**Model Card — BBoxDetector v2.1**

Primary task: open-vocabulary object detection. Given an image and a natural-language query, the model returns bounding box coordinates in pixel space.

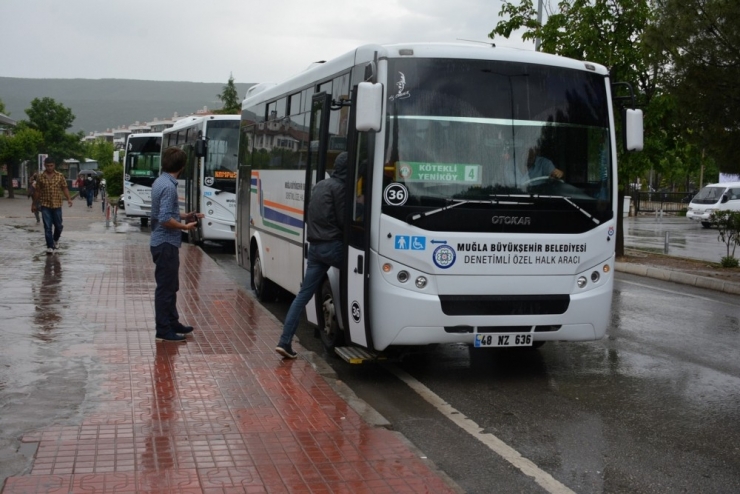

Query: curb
[615,262,740,295]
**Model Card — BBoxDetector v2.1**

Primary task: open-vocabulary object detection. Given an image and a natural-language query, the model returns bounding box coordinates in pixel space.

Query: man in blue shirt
[150,147,203,342]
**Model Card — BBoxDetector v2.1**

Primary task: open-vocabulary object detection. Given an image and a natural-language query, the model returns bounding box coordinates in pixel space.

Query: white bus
[162,114,240,243]
[236,43,643,358]
[123,132,162,226]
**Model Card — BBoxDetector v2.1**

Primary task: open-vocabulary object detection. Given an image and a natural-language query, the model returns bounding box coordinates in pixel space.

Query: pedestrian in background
[84,176,94,209]
[28,172,40,223]
[149,147,203,343]
[275,152,347,359]
[32,157,73,254]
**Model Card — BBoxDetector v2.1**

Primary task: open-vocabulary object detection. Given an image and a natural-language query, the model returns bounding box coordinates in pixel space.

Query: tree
[645,0,740,174]
[0,98,7,115]
[83,140,115,169]
[102,162,123,198]
[491,0,656,256]
[24,97,84,161]
[711,210,740,267]
[215,74,241,114]
[0,127,43,199]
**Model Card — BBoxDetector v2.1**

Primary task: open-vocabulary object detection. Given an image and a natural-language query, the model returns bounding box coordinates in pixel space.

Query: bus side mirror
[195,139,207,158]
[356,82,383,132]
[624,109,643,151]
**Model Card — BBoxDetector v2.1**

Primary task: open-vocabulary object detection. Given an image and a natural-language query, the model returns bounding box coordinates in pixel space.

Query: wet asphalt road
[624,213,730,262]
[1,202,739,493]
[204,217,740,493]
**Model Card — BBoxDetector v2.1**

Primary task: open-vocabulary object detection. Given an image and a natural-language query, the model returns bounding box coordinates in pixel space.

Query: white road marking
[386,364,575,494]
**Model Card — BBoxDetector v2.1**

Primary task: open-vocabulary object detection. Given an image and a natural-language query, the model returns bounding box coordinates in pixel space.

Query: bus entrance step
[334,346,386,364]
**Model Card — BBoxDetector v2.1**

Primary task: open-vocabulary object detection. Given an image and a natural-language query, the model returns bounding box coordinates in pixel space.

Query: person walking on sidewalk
[276,152,348,359]
[84,176,95,209]
[150,147,203,343]
[28,172,41,223]
[32,157,73,254]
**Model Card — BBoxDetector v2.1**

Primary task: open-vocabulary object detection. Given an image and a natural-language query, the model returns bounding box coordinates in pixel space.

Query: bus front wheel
[317,278,343,350]
[252,250,277,302]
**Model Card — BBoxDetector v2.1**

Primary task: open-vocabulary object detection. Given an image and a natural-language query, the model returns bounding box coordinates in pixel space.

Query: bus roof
[242,42,609,109]
[166,114,240,133]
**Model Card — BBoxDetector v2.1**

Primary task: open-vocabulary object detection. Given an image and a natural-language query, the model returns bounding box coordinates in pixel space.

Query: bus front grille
[439,295,570,316]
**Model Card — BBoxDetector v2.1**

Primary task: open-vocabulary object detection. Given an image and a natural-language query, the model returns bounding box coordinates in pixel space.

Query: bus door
[303,93,332,326]
[189,136,206,244]
[341,90,373,349]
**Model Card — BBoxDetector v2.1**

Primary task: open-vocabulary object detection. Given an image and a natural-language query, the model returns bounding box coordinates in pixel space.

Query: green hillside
[0,77,256,134]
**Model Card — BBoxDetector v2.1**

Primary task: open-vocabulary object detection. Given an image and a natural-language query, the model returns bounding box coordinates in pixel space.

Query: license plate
[474,333,533,347]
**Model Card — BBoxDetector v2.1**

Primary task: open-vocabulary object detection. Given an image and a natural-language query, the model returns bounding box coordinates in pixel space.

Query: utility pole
[535,0,544,51]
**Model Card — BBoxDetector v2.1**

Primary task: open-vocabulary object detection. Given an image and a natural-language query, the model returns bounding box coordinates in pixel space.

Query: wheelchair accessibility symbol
[395,236,426,250]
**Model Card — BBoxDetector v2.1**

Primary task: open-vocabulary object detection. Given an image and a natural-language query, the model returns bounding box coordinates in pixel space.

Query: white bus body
[123,132,162,226]
[236,43,642,352]
[162,115,240,243]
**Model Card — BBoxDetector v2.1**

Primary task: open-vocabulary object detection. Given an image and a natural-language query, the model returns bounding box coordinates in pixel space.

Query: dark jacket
[306,152,347,243]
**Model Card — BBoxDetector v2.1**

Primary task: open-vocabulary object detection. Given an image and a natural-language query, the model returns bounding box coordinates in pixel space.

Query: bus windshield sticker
[396,161,481,184]
[389,72,410,102]
[383,183,409,206]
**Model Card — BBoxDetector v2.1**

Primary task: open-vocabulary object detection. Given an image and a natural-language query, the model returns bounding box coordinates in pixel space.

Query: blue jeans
[279,240,343,346]
[151,243,181,335]
[40,207,63,249]
[86,189,94,207]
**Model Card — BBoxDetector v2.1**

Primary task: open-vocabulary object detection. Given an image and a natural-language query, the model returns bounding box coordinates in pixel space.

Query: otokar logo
[492,215,531,226]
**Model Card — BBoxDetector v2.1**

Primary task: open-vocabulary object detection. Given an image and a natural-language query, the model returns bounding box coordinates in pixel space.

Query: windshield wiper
[409,197,532,223]
[524,194,600,225]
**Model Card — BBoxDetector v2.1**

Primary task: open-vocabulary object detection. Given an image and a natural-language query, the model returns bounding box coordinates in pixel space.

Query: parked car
[686,181,740,227]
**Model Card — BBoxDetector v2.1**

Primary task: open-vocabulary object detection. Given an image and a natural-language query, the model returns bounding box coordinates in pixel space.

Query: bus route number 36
[474,333,533,347]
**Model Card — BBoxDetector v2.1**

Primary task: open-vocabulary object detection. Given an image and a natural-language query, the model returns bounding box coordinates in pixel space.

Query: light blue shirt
[503,156,556,188]
[150,173,182,247]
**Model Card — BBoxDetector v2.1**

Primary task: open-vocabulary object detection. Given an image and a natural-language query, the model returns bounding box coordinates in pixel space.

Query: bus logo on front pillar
[432,245,456,269]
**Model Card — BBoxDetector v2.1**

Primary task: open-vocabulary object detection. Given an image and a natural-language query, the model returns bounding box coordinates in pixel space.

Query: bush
[0,185,4,197]
[720,256,739,268]
[710,210,740,266]
[102,163,123,198]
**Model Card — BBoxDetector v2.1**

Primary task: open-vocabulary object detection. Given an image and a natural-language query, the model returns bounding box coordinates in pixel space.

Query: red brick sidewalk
[2,243,458,493]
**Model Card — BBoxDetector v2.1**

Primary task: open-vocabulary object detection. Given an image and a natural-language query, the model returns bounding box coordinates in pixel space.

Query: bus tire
[140,217,149,227]
[252,250,277,302]
[701,221,712,228]
[317,278,344,350]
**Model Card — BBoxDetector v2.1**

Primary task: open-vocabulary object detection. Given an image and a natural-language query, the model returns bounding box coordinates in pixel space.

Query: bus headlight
[415,276,428,289]
[577,276,587,288]
[397,271,409,283]
[207,201,213,207]
[591,271,600,283]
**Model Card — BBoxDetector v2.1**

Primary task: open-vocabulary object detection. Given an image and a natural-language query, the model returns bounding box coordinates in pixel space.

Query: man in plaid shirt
[32,157,73,254]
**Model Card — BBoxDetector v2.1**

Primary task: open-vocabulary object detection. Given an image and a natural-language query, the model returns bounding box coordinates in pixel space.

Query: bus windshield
[206,120,240,193]
[125,135,162,186]
[383,58,612,232]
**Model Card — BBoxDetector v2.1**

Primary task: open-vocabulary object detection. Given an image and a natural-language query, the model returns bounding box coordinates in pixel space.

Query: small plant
[720,256,739,268]
[710,210,740,267]
[0,185,4,197]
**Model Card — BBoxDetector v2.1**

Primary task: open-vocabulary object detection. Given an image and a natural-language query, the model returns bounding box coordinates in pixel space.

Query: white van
[686,181,740,227]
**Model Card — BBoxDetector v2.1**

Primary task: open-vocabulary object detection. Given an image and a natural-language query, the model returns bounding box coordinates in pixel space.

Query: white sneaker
[53,241,59,249]
[46,248,54,254]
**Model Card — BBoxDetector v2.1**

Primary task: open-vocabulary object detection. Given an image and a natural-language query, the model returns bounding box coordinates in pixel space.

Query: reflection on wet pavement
[32,256,63,341]
[0,217,456,493]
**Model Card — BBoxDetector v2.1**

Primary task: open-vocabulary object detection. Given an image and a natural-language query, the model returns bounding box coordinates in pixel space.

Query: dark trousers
[40,207,63,248]
[151,243,181,335]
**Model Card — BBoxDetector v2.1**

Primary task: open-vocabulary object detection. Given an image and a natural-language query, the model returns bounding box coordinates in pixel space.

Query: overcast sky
[0,0,531,84]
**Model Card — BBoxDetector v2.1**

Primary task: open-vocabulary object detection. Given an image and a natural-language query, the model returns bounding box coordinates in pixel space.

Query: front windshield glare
[383,59,612,211]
